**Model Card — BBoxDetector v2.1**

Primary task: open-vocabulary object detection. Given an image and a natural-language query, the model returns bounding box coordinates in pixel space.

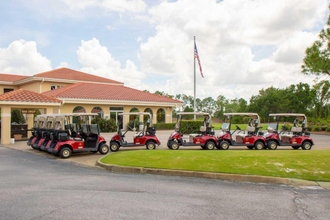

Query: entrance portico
[0,89,61,145]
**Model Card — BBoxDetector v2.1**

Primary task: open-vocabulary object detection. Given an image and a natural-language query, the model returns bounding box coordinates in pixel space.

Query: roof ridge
[34,67,123,84]
[40,82,182,104]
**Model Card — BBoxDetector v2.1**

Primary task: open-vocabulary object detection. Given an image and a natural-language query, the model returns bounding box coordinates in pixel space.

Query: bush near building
[92,118,117,132]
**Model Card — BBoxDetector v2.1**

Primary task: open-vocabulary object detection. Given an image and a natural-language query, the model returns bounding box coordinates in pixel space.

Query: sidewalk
[2,136,330,190]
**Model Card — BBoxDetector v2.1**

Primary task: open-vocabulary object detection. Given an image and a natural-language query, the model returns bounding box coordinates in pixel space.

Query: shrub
[154,123,176,130]
[154,120,204,134]
[312,126,321,132]
[92,118,117,132]
[11,109,25,124]
[326,127,330,132]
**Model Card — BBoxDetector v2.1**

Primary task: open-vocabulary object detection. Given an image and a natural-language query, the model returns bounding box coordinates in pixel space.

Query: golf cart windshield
[267,123,277,132]
[221,123,230,131]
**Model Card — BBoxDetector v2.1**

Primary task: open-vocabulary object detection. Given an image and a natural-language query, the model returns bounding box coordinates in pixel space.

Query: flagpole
[193,36,196,120]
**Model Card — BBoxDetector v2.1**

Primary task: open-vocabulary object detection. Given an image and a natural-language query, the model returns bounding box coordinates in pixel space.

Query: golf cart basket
[146,118,156,136]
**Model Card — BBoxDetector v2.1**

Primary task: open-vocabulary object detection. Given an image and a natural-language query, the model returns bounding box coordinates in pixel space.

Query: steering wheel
[236,125,241,130]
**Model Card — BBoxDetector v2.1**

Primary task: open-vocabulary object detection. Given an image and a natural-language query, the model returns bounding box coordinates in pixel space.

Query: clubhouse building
[0,67,182,144]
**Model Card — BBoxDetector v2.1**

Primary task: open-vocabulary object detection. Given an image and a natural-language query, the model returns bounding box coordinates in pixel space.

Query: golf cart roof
[269,113,306,117]
[177,112,210,116]
[224,112,260,117]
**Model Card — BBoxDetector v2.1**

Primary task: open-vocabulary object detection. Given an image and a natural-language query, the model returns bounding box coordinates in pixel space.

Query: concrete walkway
[2,130,330,190]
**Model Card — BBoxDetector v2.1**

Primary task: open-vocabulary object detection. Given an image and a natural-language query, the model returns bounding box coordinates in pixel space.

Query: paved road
[1,146,330,220]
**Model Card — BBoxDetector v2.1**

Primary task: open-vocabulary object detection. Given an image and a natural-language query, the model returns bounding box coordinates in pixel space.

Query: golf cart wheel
[254,141,265,150]
[167,141,173,149]
[219,141,230,150]
[301,141,312,150]
[170,141,180,150]
[99,143,109,154]
[110,142,120,152]
[59,147,72,159]
[291,146,300,150]
[205,141,215,150]
[247,146,254,150]
[167,141,172,149]
[267,140,278,150]
[146,141,156,150]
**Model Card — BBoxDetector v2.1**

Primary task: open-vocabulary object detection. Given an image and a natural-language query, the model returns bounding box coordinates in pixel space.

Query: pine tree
[302,5,330,76]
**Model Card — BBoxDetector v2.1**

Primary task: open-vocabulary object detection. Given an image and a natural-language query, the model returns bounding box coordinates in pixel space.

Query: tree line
[154,80,330,123]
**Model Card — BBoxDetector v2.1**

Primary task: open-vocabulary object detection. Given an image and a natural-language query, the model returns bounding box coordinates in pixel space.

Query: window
[4,88,14,93]
[51,86,56,90]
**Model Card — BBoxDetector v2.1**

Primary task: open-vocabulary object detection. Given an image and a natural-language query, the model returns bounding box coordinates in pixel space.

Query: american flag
[194,41,204,78]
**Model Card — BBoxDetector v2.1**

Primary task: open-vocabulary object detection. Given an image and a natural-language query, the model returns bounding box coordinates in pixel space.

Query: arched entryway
[156,108,165,123]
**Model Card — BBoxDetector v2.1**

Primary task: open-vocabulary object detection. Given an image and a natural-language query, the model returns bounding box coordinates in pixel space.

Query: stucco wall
[0,85,19,95]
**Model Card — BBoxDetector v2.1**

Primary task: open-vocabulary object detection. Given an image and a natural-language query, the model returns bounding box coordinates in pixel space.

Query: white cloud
[101,0,147,13]
[137,0,328,100]
[77,38,147,88]
[0,40,52,75]
[272,32,318,64]
[0,0,328,102]
[60,0,98,9]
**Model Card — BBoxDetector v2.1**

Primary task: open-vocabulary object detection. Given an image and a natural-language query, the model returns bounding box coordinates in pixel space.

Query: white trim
[1,113,11,117]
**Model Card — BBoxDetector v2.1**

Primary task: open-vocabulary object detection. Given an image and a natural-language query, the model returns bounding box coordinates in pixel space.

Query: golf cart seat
[133,131,144,137]
[281,126,302,138]
[146,126,156,136]
[236,126,255,138]
[200,126,206,133]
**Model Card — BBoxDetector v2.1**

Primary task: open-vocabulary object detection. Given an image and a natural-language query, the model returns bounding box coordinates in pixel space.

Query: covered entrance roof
[0,89,61,145]
[0,89,62,104]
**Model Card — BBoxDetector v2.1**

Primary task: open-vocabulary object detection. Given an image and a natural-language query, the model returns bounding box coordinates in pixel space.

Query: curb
[96,159,326,189]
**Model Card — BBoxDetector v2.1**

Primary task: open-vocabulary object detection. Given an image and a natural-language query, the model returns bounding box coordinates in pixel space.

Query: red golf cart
[217,113,266,150]
[37,114,56,151]
[264,113,313,150]
[167,112,217,150]
[109,112,160,152]
[27,114,42,147]
[47,113,109,158]
[30,114,47,149]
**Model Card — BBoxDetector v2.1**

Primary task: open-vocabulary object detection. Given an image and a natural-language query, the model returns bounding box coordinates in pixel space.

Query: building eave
[0,101,62,106]
[58,98,182,107]
[13,77,124,86]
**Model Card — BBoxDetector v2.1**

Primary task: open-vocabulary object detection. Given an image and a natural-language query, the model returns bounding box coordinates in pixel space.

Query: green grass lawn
[101,150,330,181]
[212,123,285,130]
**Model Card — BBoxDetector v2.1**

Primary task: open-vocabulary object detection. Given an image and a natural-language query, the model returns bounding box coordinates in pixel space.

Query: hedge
[154,120,204,134]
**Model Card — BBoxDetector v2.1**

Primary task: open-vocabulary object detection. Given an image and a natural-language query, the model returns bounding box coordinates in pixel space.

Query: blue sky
[0,0,329,101]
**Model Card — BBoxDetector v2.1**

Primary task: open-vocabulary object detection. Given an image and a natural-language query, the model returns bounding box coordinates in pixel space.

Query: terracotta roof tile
[0,73,29,82]
[42,82,182,104]
[0,89,61,103]
[34,67,123,84]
